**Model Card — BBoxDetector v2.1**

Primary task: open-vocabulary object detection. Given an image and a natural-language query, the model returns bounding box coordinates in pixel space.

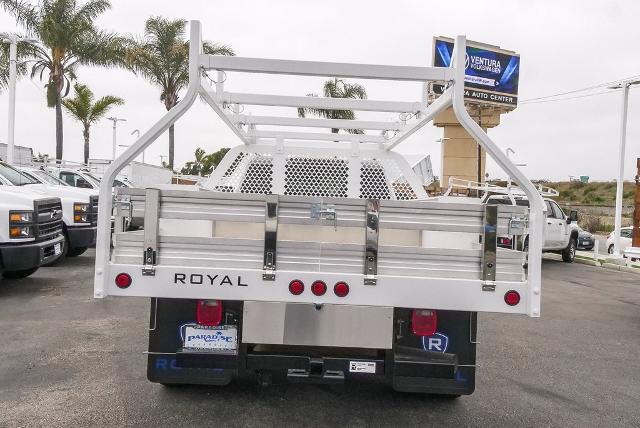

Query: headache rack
[94,21,545,317]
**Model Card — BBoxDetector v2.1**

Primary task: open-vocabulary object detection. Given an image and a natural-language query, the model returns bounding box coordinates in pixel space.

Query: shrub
[560,190,575,200]
[581,215,602,233]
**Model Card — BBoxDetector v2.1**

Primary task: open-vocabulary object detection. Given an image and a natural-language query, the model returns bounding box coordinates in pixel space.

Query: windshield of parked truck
[28,169,69,186]
[0,162,39,185]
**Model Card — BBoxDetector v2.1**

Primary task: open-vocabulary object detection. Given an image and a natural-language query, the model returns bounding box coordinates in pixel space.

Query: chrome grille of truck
[33,198,63,242]
[89,195,99,226]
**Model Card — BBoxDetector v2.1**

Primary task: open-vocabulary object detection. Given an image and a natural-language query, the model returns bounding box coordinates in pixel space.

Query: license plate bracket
[181,324,238,351]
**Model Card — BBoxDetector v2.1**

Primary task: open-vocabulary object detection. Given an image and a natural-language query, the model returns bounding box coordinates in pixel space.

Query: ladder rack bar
[384,87,453,150]
[233,114,405,131]
[221,91,422,113]
[201,54,454,82]
[199,82,251,144]
[248,129,387,143]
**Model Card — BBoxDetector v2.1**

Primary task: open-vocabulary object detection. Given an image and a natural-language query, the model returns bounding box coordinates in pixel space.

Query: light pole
[107,117,126,161]
[2,34,37,165]
[609,80,640,256]
[131,129,144,163]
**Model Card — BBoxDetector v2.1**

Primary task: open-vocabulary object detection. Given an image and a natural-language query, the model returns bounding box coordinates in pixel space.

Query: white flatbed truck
[94,22,545,396]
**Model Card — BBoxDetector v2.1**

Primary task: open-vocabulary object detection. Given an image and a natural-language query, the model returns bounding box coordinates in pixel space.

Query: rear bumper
[146,299,477,395]
[66,226,97,249]
[148,348,475,394]
[0,234,64,272]
[577,239,594,250]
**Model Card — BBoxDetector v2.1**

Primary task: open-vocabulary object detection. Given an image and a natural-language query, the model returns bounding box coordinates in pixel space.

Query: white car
[606,227,633,256]
[0,162,98,260]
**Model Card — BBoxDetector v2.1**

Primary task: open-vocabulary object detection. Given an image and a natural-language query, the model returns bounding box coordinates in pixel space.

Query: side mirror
[568,210,578,224]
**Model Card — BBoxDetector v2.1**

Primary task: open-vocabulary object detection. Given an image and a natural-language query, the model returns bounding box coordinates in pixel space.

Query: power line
[519,74,640,103]
[520,90,614,105]
[520,82,640,105]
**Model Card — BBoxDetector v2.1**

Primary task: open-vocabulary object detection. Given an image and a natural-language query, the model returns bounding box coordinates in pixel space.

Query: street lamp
[107,117,126,161]
[131,129,144,163]
[2,34,37,165]
[608,79,640,256]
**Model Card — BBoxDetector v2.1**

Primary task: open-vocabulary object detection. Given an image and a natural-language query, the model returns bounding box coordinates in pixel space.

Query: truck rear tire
[562,238,576,263]
[2,267,39,279]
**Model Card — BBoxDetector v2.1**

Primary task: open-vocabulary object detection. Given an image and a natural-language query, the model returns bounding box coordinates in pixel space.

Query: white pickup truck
[16,166,99,258]
[488,195,579,264]
[0,185,64,278]
[93,22,546,397]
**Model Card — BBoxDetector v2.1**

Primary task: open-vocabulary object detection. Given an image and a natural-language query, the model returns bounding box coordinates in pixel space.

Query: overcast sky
[1,0,640,181]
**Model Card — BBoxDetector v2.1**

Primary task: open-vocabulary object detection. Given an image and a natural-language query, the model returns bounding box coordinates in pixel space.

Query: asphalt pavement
[0,251,639,427]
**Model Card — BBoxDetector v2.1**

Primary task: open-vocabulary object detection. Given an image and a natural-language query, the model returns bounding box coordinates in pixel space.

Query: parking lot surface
[1,251,639,427]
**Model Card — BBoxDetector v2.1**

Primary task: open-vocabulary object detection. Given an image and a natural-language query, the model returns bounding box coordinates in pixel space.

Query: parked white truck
[0,185,64,278]
[15,165,99,258]
[93,22,545,397]
[444,179,580,264]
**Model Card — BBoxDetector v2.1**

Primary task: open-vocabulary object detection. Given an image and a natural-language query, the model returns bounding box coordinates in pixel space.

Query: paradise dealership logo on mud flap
[465,53,501,74]
[187,331,233,343]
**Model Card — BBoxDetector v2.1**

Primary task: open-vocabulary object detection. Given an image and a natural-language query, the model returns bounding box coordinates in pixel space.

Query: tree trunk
[55,93,63,160]
[83,126,90,165]
[168,125,175,170]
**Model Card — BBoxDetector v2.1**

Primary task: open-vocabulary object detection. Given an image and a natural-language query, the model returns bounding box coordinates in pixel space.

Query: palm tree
[1,0,127,160]
[127,17,235,169]
[298,78,367,134]
[62,83,123,164]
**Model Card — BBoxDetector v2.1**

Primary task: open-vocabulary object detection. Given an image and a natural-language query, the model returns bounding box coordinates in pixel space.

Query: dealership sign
[433,37,520,108]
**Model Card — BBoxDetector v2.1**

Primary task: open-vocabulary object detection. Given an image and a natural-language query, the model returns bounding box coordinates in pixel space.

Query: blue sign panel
[433,38,520,107]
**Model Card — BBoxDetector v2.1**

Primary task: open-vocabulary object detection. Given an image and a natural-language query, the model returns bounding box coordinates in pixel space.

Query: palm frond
[203,41,235,56]
[89,94,124,122]
[127,16,235,109]
[76,0,111,22]
[0,0,40,36]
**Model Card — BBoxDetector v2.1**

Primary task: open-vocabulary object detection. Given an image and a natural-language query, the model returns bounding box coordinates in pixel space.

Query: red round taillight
[311,280,327,296]
[334,281,349,297]
[115,273,132,289]
[504,290,520,306]
[289,280,304,295]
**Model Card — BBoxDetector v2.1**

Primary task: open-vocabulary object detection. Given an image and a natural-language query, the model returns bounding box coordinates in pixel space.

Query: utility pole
[2,34,37,165]
[107,117,126,161]
[633,158,640,248]
[608,80,640,256]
